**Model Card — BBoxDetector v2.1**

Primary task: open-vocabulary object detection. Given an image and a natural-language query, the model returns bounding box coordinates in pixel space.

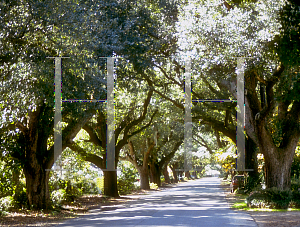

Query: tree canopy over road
[0,0,299,211]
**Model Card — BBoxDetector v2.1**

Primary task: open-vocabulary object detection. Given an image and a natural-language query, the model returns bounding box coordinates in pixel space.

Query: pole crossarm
[192,99,237,102]
[62,99,106,102]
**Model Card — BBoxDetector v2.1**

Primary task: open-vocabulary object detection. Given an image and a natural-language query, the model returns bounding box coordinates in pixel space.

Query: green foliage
[291,177,300,192]
[0,196,14,213]
[118,163,139,195]
[244,175,262,193]
[13,187,28,209]
[65,181,83,202]
[266,188,292,209]
[291,177,300,191]
[292,152,300,179]
[150,183,159,190]
[49,148,101,200]
[51,189,66,207]
[49,176,97,203]
[247,188,292,209]
[96,177,104,194]
[275,0,300,67]
[291,190,300,208]
[0,164,13,197]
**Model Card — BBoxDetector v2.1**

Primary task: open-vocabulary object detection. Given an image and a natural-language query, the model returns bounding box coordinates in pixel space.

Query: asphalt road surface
[55,177,257,227]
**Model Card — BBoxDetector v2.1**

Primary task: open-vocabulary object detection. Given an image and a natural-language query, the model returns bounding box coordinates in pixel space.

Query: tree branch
[68,142,105,169]
[83,124,102,147]
[193,134,214,154]
[259,63,285,121]
[151,87,184,110]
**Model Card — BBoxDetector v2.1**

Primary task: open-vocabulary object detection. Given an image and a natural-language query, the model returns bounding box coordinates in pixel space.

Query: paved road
[55,177,257,227]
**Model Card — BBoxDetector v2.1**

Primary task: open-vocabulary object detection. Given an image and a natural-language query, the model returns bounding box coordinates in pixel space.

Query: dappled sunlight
[56,178,256,226]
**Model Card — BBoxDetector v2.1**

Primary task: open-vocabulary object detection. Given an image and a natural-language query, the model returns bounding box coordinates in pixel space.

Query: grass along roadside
[224,184,300,212]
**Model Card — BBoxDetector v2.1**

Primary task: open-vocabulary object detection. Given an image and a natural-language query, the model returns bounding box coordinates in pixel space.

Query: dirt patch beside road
[250,212,300,227]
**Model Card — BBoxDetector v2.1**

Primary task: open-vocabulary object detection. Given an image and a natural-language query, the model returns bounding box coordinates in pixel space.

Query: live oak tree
[148,111,184,186]
[120,137,155,190]
[244,0,300,188]
[1,0,180,208]
[68,85,158,196]
[120,103,184,188]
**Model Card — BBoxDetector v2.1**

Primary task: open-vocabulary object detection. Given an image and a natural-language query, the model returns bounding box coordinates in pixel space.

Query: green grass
[232,197,300,212]
[244,207,300,212]
[232,202,247,209]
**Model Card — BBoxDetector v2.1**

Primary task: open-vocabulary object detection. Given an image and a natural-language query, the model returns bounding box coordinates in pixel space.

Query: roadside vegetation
[224,146,300,211]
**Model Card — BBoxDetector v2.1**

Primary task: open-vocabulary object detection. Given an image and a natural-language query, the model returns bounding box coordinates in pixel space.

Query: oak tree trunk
[104,171,119,197]
[149,162,161,186]
[22,110,52,210]
[193,171,198,179]
[255,119,298,190]
[185,171,191,179]
[170,164,178,183]
[163,165,170,184]
[263,148,295,190]
[138,168,150,190]
[24,166,50,209]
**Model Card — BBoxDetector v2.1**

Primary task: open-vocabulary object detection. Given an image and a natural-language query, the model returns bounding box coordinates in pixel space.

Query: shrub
[291,190,300,208]
[13,187,28,209]
[96,177,104,194]
[118,165,137,195]
[150,183,158,190]
[244,175,261,193]
[247,190,270,208]
[266,187,292,209]
[291,177,300,192]
[246,188,292,209]
[51,189,66,206]
[0,196,14,212]
[65,181,82,202]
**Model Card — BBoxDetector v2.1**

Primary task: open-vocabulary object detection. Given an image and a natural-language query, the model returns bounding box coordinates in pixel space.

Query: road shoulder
[221,180,300,227]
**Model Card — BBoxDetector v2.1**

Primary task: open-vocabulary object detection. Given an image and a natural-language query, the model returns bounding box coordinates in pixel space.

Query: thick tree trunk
[263,148,295,190]
[163,165,170,184]
[185,171,191,179]
[149,162,161,186]
[170,164,178,183]
[255,119,298,190]
[24,166,50,209]
[138,168,150,190]
[22,110,52,210]
[244,66,300,190]
[104,171,119,197]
